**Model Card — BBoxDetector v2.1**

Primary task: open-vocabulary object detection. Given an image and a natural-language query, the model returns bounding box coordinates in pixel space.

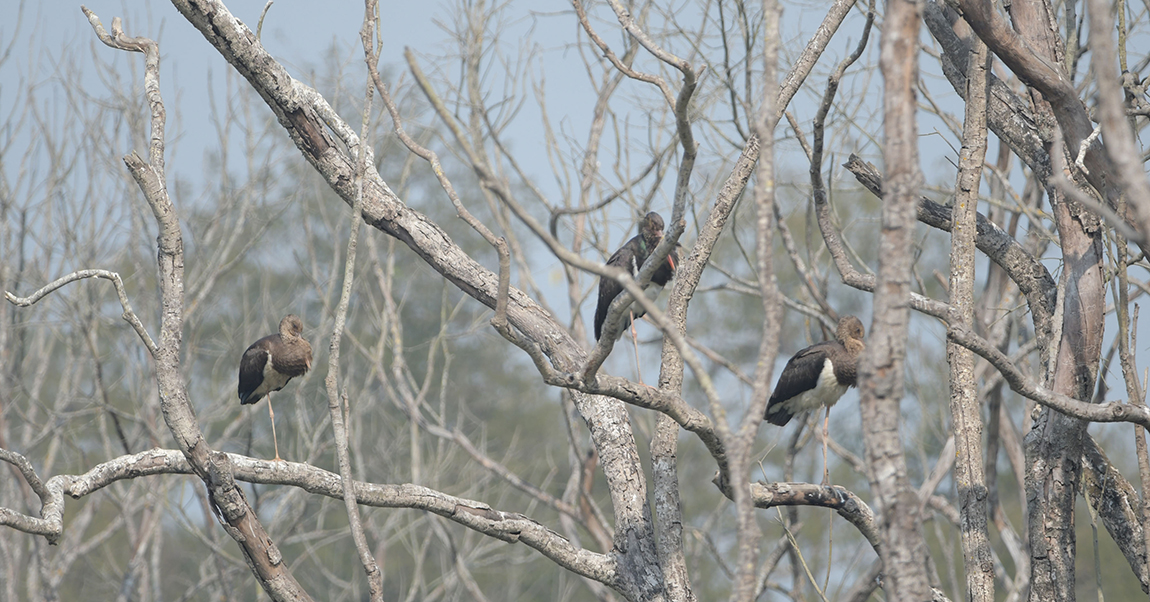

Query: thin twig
[256,1,273,41]
[318,2,385,598]
[4,269,156,356]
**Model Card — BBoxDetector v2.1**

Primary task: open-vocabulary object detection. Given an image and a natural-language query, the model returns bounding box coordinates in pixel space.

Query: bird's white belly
[630,283,665,315]
[609,283,666,340]
[789,359,848,413]
[253,357,292,398]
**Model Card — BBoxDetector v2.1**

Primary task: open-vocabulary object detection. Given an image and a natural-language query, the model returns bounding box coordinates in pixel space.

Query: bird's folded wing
[238,346,270,403]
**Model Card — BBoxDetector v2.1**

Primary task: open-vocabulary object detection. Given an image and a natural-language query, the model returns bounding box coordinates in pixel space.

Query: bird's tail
[764,405,792,426]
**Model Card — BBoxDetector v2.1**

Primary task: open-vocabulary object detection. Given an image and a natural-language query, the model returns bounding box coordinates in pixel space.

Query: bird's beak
[668,255,676,270]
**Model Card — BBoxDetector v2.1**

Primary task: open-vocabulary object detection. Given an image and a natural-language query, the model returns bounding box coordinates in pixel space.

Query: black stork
[765,315,864,482]
[593,212,678,343]
[238,314,312,461]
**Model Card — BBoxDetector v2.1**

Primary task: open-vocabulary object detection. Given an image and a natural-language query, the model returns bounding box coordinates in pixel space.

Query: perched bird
[765,315,864,484]
[594,211,678,342]
[238,314,312,461]
[765,315,865,426]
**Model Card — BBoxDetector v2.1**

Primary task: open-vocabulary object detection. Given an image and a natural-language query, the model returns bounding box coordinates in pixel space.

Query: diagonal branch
[948,325,1150,428]
[843,154,1056,346]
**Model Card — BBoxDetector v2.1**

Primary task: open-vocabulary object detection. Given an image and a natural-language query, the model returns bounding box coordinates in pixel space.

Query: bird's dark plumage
[765,315,865,426]
[238,314,312,405]
[594,212,678,341]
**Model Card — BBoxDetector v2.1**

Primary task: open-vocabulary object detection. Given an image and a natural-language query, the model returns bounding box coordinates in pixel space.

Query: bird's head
[836,315,865,352]
[280,314,305,339]
[639,211,665,248]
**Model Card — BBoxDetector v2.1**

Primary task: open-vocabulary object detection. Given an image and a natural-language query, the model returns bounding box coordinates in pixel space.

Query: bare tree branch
[0,447,621,584]
[4,269,157,357]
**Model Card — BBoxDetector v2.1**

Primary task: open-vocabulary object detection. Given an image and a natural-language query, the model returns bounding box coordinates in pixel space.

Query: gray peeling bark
[947,34,994,602]
[1001,2,1105,600]
[727,0,783,598]
[1027,217,1104,602]
[1081,437,1150,591]
[166,0,665,599]
[858,0,932,599]
[649,414,694,602]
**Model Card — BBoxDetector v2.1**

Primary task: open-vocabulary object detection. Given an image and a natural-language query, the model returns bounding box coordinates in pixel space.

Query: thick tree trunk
[1003,2,1105,601]
[857,0,932,599]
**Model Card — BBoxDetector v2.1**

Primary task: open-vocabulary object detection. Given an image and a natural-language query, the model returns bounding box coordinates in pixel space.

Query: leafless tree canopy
[3,0,1150,600]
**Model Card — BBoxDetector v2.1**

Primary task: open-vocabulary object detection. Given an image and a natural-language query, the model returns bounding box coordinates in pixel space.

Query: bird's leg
[821,405,831,486]
[268,395,283,462]
[629,310,645,386]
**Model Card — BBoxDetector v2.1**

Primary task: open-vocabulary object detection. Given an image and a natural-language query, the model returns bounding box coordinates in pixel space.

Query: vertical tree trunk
[1005,2,1106,600]
[858,0,932,599]
[948,32,995,602]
